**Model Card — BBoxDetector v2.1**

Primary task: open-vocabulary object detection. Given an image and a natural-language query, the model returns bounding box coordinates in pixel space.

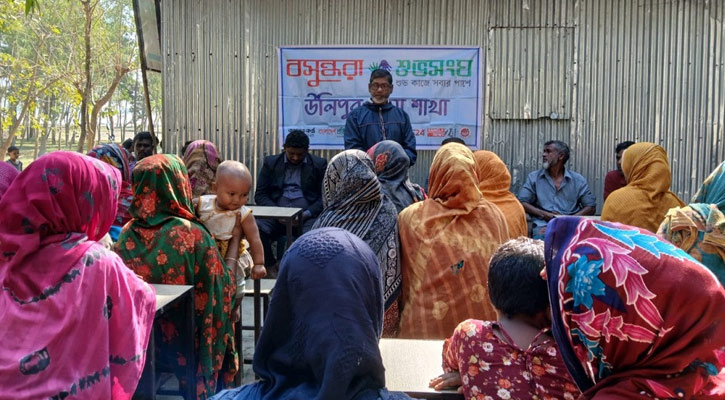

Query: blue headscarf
[211,227,414,400]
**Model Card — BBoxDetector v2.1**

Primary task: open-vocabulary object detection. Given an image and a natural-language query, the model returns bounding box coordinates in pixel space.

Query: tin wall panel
[162,0,725,210]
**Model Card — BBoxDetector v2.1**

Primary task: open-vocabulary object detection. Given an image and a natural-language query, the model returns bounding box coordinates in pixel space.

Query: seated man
[603,140,635,201]
[254,130,327,273]
[132,131,158,161]
[518,140,596,239]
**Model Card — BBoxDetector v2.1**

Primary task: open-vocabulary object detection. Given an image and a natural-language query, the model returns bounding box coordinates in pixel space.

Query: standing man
[518,140,596,239]
[255,130,327,274]
[132,131,157,161]
[603,140,635,201]
[344,69,417,165]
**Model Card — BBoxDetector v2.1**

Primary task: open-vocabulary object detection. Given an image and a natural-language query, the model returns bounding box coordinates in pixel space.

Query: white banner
[278,46,482,149]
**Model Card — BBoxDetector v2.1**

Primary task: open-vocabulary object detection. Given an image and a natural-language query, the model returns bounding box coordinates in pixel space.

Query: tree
[6,0,151,159]
[0,1,71,156]
[72,0,136,152]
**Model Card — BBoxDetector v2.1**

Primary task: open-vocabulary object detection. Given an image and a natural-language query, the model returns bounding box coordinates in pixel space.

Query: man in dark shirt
[132,131,157,161]
[603,141,635,201]
[344,69,417,165]
[255,130,327,271]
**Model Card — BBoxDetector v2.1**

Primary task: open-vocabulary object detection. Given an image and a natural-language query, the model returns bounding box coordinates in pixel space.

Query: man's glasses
[369,83,392,91]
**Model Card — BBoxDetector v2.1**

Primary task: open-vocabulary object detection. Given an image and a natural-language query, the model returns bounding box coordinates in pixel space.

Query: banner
[132,0,162,72]
[278,46,482,149]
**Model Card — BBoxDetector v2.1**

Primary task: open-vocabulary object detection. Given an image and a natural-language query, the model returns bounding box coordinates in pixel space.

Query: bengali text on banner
[278,46,483,149]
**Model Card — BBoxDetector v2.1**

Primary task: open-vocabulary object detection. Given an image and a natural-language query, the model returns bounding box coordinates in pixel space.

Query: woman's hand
[429,371,463,391]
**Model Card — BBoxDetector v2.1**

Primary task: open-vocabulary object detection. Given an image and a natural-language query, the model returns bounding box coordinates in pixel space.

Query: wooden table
[248,205,303,243]
[135,284,195,400]
[379,339,463,400]
[247,205,302,343]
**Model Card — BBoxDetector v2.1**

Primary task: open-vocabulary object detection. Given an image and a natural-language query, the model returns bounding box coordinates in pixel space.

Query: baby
[197,160,266,313]
[430,237,580,399]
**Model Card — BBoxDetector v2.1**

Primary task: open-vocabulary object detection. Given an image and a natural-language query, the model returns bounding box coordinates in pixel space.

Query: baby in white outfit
[197,160,266,306]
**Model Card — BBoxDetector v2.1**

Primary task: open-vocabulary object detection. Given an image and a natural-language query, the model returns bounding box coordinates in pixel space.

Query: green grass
[6,127,134,168]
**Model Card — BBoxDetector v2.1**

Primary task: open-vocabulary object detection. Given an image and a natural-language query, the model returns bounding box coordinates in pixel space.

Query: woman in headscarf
[544,216,725,398]
[115,154,236,399]
[366,140,425,213]
[601,142,685,232]
[397,143,509,339]
[312,150,401,336]
[0,161,19,201]
[184,139,222,198]
[473,150,527,238]
[87,143,134,229]
[658,160,725,284]
[210,227,415,400]
[0,152,156,399]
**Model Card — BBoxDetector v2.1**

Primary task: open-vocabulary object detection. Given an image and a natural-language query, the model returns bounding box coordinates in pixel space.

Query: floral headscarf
[183,140,221,198]
[545,217,725,398]
[658,161,725,284]
[116,154,236,398]
[0,151,155,399]
[366,140,425,213]
[87,143,134,225]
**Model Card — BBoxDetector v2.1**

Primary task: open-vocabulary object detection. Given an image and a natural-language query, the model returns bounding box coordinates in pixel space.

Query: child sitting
[197,160,266,319]
[429,237,580,400]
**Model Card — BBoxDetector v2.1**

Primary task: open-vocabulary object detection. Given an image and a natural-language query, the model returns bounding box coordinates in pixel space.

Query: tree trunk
[120,101,127,142]
[108,113,114,142]
[77,0,94,153]
[33,115,41,160]
[64,121,71,147]
[0,67,47,156]
[87,65,129,150]
[38,97,51,157]
[64,106,72,147]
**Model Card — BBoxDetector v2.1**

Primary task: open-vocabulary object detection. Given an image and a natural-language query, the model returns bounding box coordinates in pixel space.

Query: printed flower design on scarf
[549,218,725,392]
[115,154,236,399]
[565,255,605,309]
[375,152,389,173]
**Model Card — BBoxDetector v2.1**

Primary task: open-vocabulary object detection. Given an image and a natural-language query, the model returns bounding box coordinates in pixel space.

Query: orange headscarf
[601,142,685,232]
[473,150,527,238]
[397,144,509,339]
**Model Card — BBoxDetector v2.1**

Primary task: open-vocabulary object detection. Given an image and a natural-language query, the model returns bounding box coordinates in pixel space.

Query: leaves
[2,0,153,158]
[25,0,39,15]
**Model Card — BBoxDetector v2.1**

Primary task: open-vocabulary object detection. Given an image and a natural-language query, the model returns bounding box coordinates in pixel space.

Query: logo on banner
[460,127,471,138]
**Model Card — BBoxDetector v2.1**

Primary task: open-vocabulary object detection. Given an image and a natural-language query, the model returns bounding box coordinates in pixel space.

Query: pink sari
[0,161,19,200]
[0,151,156,399]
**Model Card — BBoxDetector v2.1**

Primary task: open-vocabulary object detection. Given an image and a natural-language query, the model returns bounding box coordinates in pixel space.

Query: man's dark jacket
[344,101,417,165]
[254,152,327,217]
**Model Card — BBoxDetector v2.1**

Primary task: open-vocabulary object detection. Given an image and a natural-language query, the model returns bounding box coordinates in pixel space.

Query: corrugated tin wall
[162,0,724,210]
